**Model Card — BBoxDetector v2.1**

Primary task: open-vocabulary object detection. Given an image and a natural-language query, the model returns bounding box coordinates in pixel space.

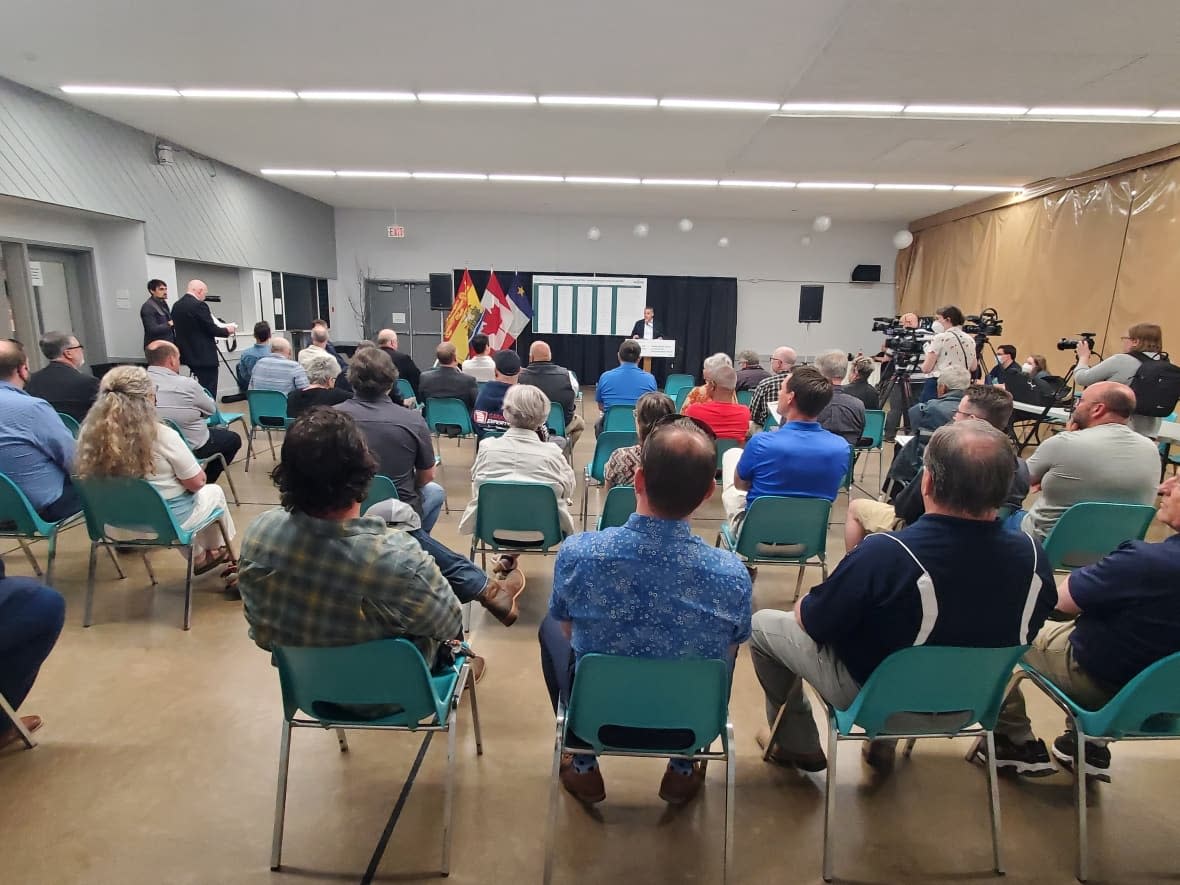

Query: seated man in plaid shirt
[238,408,524,679]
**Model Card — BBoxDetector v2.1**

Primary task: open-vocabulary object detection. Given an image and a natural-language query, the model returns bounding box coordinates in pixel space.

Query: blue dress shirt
[0,381,76,510]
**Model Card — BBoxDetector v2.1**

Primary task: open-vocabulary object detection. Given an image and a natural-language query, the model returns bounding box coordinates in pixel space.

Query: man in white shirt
[630,307,663,340]
[462,334,496,383]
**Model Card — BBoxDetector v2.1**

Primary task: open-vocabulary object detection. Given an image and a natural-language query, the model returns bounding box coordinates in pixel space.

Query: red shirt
[684,400,751,441]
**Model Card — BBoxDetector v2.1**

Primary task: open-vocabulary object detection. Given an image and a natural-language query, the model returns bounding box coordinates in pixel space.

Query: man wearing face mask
[24,330,99,422]
[919,306,978,403]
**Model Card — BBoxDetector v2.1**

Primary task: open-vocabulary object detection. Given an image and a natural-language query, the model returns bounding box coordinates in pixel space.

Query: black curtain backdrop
[452,269,737,386]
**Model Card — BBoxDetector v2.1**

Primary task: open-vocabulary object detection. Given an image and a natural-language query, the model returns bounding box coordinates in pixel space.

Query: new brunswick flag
[443,269,482,361]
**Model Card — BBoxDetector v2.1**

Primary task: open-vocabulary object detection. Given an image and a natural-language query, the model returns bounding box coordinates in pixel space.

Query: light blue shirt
[0,381,76,510]
[248,355,309,394]
[595,362,657,408]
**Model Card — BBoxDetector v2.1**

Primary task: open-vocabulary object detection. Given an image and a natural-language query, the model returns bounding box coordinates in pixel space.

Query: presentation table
[637,338,676,375]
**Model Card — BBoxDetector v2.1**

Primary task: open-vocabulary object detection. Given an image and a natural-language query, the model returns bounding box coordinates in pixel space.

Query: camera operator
[919,305,978,403]
[1074,323,1167,438]
[879,312,930,442]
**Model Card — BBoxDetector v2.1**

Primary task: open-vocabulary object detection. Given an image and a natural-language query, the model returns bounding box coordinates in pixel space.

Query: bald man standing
[171,279,237,398]
[520,340,583,456]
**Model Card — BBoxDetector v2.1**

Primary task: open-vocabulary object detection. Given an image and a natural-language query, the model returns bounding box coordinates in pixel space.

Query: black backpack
[1129,352,1180,417]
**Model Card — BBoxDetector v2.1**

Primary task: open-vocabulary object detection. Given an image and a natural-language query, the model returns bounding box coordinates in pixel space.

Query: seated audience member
[376,329,422,399]
[0,340,81,521]
[1021,381,1159,541]
[735,349,771,392]
[986,473,1180,776]
[298,319,346,373]
[235,322,272,391]
[248,336,309,394]
[988,344,1026,389]
[684,364,751,441]
[907,364,971,434]
[748,346,797,429]
[25,330,99,422]
[751,422,1057,771]
[604,391,675,490]
[1074,322,1165,437]
[540,417,752,804]
[462,334,496,383]
[76,366,238,590]
[722,367,849,527]
[473,350,523,438]
[0,557,65,750]
[287,353,351,417]
[238,411,524,680]
[815,350,867,445]
[594,340,657,435]
[419,341,479,416]
[847,386,1027,549]
[844,356,880,410]
[683,353,737,411]
[335,347,446,533]
[519,341,584,455]
[146,341,241,483]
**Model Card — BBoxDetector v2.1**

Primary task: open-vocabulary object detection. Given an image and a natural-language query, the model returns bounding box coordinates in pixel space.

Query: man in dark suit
[630,306,663,341]
[24,330,99,422]
[519,340,583,456]
[419,341,478,410]
[140,279,175,347]
[171,279,236,398]
[376,328,421,399]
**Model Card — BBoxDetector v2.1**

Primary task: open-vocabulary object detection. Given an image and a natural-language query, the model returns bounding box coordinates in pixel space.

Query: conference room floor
[2,397,1177,885]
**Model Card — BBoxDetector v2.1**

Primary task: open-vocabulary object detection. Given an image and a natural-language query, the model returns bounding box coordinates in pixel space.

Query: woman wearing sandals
[75,366,239,593]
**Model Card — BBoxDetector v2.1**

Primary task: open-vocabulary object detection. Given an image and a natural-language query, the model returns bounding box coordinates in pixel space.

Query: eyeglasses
[953,408,983,422]
[64,343,84,352]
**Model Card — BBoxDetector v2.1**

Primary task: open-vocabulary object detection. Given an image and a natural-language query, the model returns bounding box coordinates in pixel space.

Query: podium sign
[637,338,675,373]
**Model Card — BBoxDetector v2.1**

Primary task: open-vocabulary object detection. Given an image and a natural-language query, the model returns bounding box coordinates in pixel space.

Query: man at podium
[630,306,664,340]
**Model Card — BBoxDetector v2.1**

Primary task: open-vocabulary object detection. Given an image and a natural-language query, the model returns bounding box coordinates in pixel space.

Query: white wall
[333,209,898,358]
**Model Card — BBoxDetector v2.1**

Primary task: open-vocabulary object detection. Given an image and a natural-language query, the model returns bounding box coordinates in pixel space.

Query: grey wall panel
[0,77,335,277]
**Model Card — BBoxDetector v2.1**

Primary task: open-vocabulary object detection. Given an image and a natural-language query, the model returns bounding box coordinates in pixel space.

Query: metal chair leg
[142,552,158,585]
[182,545,195,631]
[45,529,58,586]
[792,566,805,603]
[441,715,458,876]
[336,729,349,752]
[764,703,787,762]
[822,717,839,882]
[244,428,256,472]
[984,731,1004,874]
[723,722,736,885]
[83,541,99,627]
[270,720,293,870]
[1075,723,1089,882]
[542,714,566,885]
[0,691,36,748]
[104,543,125,579]
[903,737,917,758]
[266,428,276,459]
[220,458,240,506]
[467,668,484,755]
[16,538,42,576]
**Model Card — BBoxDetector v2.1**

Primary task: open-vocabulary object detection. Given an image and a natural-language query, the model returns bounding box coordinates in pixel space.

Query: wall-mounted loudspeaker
[799,285,824,324]
[429,273,454,310]
[852,264,882,283]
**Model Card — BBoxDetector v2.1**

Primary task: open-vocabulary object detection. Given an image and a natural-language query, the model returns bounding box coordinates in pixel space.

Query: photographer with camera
[919,305,978,403]
[877,313,931,442]
[1072,323,1180,438]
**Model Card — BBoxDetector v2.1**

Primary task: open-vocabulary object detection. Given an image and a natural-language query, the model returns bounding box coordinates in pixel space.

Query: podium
[638,338,676,374]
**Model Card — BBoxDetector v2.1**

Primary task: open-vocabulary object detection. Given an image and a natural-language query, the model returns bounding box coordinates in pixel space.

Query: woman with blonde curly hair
[76,366,237,588]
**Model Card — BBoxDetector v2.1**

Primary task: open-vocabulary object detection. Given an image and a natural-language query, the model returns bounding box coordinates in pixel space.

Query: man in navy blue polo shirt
[721,366,850,528]
[749,421,1058,772]
[594,340,656,435]
[986,473,1180,779]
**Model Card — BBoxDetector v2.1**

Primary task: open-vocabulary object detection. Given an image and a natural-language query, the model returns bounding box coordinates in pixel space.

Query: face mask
[931,320,945,334]
[1023,362,1034,374]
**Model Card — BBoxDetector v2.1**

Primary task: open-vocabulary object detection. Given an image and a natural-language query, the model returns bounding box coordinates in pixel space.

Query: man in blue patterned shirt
[541,417,752,806]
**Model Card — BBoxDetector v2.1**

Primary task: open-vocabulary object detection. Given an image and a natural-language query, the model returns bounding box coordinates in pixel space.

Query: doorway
[1,244,100,370]
[364,279,444,365]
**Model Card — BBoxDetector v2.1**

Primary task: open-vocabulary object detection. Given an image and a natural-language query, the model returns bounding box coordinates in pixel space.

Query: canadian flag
[475,270,532,352]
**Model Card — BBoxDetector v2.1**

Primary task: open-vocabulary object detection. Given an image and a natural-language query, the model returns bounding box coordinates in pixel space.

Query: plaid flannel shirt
[749,371,792,426]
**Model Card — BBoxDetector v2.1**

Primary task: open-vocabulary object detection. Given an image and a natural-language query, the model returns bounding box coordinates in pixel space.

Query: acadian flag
[473,270,533,352]
[443,269,481,361]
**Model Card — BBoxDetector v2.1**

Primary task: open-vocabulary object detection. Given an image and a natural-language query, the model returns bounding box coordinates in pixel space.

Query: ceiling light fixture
[660,98,780,112]
[903,104,1028,116]
[61,85,179,97]
[1153,110,1180,118]
[538,95,658,107]
[417,92,536,105]
[797,181,874,190]
[410,171,489,180]
[780,101,904,114]
[1027,106,1154,118]
[875,183,954,191]
[298,91,416,102]
[565,176,642,185]
[335,170,412,178]
[641,178,719,187]
[719,179,796,189]
[261,169,336,177]
[953,185,1023,192]
[488,174,565,183]
[179,89,298,99]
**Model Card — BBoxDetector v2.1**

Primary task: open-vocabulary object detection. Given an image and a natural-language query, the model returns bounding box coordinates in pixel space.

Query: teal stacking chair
[1158,413,1179,477]
[674,386,692,412]
[74,475,235,630]
[0,690,38,749]
[270,639,482,875]
[582,431,638,529]
[736,389,753,406]
[814,645,1028,881]
[204,387,248,436]
[546,402,567,437]
[468,481,567,570]
[855,409,887,485]
[161,418,240,507]
[664,373,694,394]
[1017,652,1180,881]
[762,412,779,432]
[424,397,476,459]
[714,438,742,483]
[396,377,417,406]
[1041,502,1156,573]
[0,471,87,586]
[717,495,831,599]
[56,412,81,438]
[543,655,735,884]
[596,485,636,530]
[602,405,637,433]
[245,390,294,471]
[830,446,856,524]
[360,474,400,517]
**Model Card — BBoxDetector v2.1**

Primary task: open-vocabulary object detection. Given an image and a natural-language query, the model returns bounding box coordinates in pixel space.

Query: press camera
[964,308,1003,338]
[1057,332,1097,351]
[872,316,933,371]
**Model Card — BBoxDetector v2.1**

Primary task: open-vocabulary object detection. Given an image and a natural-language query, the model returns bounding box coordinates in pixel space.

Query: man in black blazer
[171,279,237,398]
[375,328,422,398]
[24,330,99,423]
[629,306,663,341]
[141,279,175,347]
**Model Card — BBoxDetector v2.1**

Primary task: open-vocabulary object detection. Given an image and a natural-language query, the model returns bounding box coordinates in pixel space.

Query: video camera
[872,316,933,371]
[963,307,1003,338]
[1057,332,1097,351]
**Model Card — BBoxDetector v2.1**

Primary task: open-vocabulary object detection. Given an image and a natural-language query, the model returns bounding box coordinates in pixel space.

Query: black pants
[37,480,82,523]
[189,364,220,400]
[192,428,241,483]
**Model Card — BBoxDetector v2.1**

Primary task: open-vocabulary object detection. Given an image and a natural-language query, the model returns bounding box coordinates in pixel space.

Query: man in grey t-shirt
[1022,382,1159,541]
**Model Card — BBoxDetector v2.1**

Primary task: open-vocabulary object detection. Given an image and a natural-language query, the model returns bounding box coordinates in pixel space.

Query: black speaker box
[429,273,454,310]
[799,285,824,324]
[852,264,882,283]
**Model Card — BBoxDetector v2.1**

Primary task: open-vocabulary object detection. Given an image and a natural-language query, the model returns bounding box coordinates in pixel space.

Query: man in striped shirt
[747,346,797,430]
[248,336,309,395]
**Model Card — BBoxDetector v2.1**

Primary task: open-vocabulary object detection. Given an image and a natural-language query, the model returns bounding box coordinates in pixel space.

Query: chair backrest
[1079,651,1180,738]
[546,401,567,436]
[674,387,692,412]
[733,495,830,561]
[160,418,196,453]
[736,390,753,406]
[664,373,694,394]
[57,412,81,438]
[361,474,400,515]
[840,445,855,491]
[837,645,1030,737]
[423,397,474,435]
[860,409,886,448]
[715,438,742,471]
[566,654,730,754]
[597,485,637,530]
[603,405,637,433]
[396,378,415,402]
[762,413,779,432]
[1042,501,1157,570]
[472,481,565,550]
[588,431,639,482]
[73,475,186,544]
[0,471,58,535]
[247,389,291,428]
[273,638,450,726]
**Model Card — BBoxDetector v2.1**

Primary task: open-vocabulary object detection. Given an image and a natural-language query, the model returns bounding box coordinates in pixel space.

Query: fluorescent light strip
[875,183,954,191]
[719,180,796,189]
[538,95,657,107]
[336,170,412,178]
[1028,106,1154,118]
[411,171,489,180]
[1153,110,1180,118]
[641,178,718,187]
[565,176,641,185]
[953,185,1022,192]
[797,181,874,190]
[904,104,1028,116]
[180,88,297,100]
[660,98,780,112]
[780,102,904,114]
[488,174,565,183]
[417,92,536,105]
[61,85,179,97]
[298,91,416,102]
[261,169,336,177]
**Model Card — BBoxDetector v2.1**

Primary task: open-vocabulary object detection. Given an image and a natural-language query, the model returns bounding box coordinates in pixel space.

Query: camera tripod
[1012,362,1078,455]
[877,363,923,435]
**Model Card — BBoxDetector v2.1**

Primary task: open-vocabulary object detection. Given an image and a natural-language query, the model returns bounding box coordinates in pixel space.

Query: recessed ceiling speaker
[852,264,882,283]
[799,285,824,324]
[429,273,454,310]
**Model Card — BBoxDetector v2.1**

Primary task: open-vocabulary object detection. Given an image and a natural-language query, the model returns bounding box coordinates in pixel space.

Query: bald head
[529,341,552,362]
[186,280,208,300]
[0,339,29,384]
[1073,381,1135,429]
[271,336,292,357]
[145,340,180,369]
[771,346,797,373]
[436,341,458,365]
[376,329,398,348]
[922,422,1015,518]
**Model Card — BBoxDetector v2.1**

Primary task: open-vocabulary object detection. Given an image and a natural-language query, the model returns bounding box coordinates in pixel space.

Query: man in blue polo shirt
[594,340,656,435]
[721,366,849,528]
[749,422,1057,772]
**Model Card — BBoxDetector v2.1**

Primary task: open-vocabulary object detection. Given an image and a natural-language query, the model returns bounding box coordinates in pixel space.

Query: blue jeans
[0,579,65,732]
[408,529,487,604]
[420,481,446,534]
[919,377,939,403]
[38,480,82,523]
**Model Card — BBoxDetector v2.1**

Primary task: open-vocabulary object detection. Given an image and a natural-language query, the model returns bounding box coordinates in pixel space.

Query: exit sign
[387,225,406,238]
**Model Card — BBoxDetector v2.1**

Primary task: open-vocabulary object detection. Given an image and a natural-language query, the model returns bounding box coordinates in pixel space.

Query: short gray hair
[304,353,339,386]
[737,349,760,367]
[503,383,550,430]
[938,365,971,391]
[711,365,738,390]
[923,422,1014,517]
[39,330,75,360]
[814,350,849,383]
[702,352,733,380]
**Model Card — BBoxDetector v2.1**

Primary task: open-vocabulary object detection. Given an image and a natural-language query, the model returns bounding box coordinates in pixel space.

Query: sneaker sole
[1051,746,1112,782]
[972,747,1057,778]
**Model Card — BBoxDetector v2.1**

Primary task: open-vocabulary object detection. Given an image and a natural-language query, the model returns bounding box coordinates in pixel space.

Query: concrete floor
[2,398,1179,884]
